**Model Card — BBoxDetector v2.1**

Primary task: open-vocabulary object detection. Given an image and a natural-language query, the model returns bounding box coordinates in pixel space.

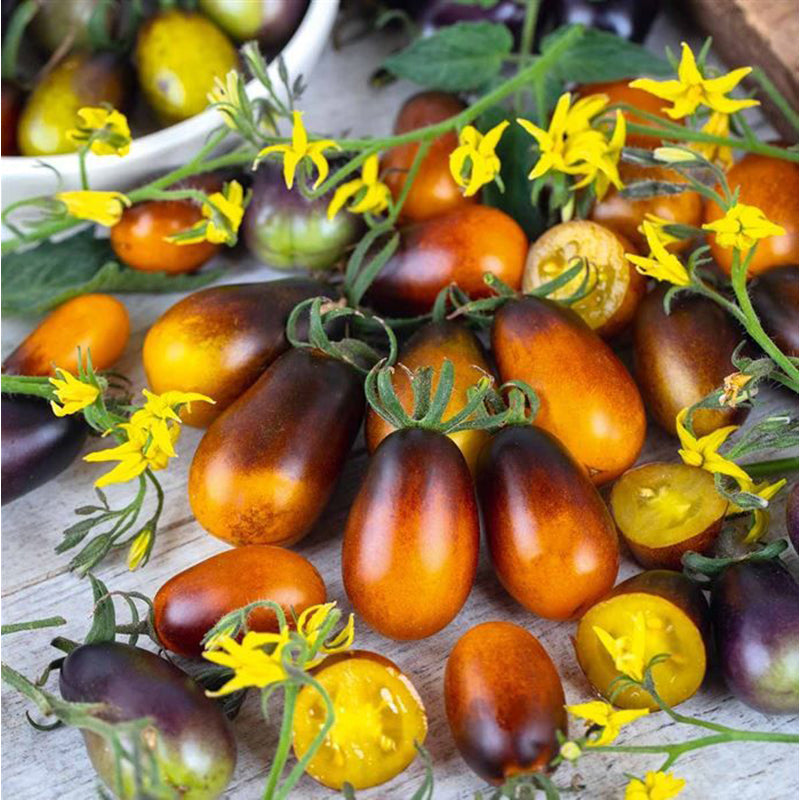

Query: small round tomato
[610,463,728,569]
[444,621,566,783]
[576,570,710,709]
[591,162,703,254]
[523,219,645,338]
[750,265,798,358]
[110,200,220,273]
[154,545,326,657]
[292,651,427,791]
[704,153,799,278]
[383,91,474,222]
[3,293,130,377]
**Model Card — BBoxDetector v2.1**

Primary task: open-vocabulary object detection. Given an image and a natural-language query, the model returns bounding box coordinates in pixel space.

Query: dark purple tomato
[1,81,21,155]
[788,484,799,552]
[712,560,799,714]
[31,0,117,54]
[420,0,528,44]
[549,0,660,43]
[750,265,799,358]
[1,395,87,505]
[59,641,236,798]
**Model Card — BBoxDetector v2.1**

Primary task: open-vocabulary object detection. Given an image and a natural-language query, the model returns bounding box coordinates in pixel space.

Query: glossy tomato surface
[750,265,799,357]
[444,621,566,783]
[343,428,479,640]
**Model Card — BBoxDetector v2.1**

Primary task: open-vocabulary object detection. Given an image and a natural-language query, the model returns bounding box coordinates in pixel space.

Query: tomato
[750,265,798,357]
[577,80,677,148]
[368,205,528,315]
[591,162,703,254]
[1,82,21,155]
[110,200,220,274]
[633,285,745,437]
[143,279,328,427]
[610,463,728,569]
[704,154,799,278]
[364,321,492,473]
[153,545,326,657]
[189,348,364,546]
[523,219,645,338]
[576,570,710,709]
[476,425,619,619]
[382,91,474,222]
[3,293,130,377]
[292,651,427,790]
[444,621,566,783]
[491,296,645,485]
[343,428,479,640]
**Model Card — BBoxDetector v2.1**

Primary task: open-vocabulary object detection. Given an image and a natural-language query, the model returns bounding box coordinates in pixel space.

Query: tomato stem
[742,456,800,478]
[263,684,298,800]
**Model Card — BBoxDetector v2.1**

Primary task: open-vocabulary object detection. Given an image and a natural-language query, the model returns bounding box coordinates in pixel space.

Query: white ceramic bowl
[0,0,338,211]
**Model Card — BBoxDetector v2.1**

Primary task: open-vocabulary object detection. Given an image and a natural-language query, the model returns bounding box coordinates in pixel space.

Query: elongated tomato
[189,348,364,546]
[477,425,619,619]
[365,321,492,472]
[445,621,566,783]
[491,296,645,484]
[343,428,479,640]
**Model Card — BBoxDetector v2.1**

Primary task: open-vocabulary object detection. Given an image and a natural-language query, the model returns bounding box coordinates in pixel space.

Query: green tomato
[198,0,308,49]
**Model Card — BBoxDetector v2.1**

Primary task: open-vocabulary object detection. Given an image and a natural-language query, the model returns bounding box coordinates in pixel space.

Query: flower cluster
[169,180,248,246]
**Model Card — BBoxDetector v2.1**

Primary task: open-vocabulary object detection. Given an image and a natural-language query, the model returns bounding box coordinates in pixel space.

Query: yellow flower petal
[56,191,131,227]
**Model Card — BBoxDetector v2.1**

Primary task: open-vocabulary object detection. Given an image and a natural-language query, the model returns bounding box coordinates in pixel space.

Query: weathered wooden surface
[1,16,798,800]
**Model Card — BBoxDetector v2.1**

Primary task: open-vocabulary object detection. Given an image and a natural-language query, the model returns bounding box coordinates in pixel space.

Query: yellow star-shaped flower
[626,221,691,285]
[327,155,391,219]
[625,770,686,800]
[56,191,131,227]
[449,120,509,197]
[68,106,131,156]
[203,629,290,696]
[297,602,355,666]
[49,368,100,417]
[565,700,649,746]
[702,202,786,252]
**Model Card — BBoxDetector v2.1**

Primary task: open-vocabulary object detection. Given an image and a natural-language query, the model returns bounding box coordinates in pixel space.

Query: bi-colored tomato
[368,205,528,315]
[523,219,645,338]
[576,570,710,709]
[704,153,799,278]
[477,425,619,619]
[444,621,566,783]
[750,265,798,357]
[491,296,645,485]
[364,321,492,473]
[154,545,326,657]
[189,348,364,547]
[3,293,130,377]
[143,279,328,427]
[343,428,479,640]
[383,91,474,222]
[633,285,744,437]
[292,651,428,790]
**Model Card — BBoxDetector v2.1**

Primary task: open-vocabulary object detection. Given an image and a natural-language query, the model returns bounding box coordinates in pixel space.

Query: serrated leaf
[84,574,116,645]
[2,229,223,316]
[384,22,513,91]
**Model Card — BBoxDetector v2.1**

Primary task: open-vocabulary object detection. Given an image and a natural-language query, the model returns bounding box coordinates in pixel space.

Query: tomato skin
[477,426,619,619]
[365,321,492,472]
[3,293,130,376]
[143,279,329,427]
[633,285,745,437]
[704,154,799,278]
[154,545,326,657]
[189,348,364,547]
[444,621,566,784]
[343,428,479,640]
[369,205,528,315]
[750,265,798,358]
[383,91,474,222]
[491,296,645,485]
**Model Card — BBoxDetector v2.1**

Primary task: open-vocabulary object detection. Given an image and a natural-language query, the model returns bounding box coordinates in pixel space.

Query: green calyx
[682,538,788,582]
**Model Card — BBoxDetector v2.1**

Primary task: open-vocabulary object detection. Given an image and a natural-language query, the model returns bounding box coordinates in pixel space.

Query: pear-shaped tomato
[477,425,619,619]
[143,279,328,427]
[633,285,744,436]
[365,321,492,472]
[444,621,566,783]
[189,348,364,546]
[491,296,645,484]
[343,428,479,640]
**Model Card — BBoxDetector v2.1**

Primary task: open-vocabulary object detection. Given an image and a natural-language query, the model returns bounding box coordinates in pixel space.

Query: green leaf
[84,574,116,645]
[383,22,513,91]
[2,229,223,316]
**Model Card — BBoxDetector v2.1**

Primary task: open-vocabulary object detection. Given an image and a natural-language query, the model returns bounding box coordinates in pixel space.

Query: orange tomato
[3,294,130,376]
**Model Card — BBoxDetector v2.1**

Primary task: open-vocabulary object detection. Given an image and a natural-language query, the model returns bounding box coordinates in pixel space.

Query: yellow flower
[49,368,100,417]
[127,527,153,571]
[719,372,752,408]
[593,612,647,681]
[626,221,691,285]
[653,146,700,165]
[327,155,391,219]
[207,69,243,130]
[702,202,786,252]
[638,214,683,249]
[565,700,650,746]
[449,120,509,197]
[692,111,734,168]
[675,407,751,486]
[567,110,626,199]
[203,629,291,696]
[625,771,686,800]
[130,389,213,457]
[297,602,355,667]
[56,191,131,227]
[742,478,787,543]
[170,180,247,246]
[256,110,339,189]
[68,107,131,156]
[630,42,758,119]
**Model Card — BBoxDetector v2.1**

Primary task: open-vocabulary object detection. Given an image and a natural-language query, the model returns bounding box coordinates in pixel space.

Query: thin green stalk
[2,617,67,635]
[751,67,800,132]
[0,375,55,400]
[263,685,298,800]
[743,457,799,478]
[514,0,541,113]
[78,150,90,191]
